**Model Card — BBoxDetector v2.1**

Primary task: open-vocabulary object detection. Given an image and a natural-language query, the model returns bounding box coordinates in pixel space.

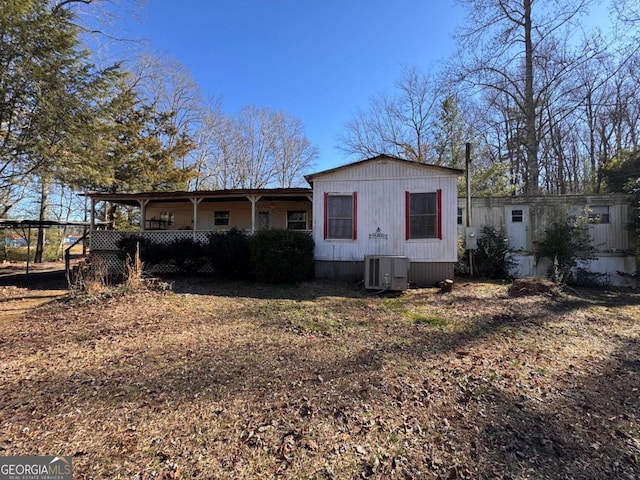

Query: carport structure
[0,219,92,280]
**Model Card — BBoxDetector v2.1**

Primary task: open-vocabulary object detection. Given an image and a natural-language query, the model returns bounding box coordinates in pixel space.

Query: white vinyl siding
[311,159,460,262]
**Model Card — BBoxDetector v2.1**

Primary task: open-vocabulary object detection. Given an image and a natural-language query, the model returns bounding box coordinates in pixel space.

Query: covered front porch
[87,188,313,251]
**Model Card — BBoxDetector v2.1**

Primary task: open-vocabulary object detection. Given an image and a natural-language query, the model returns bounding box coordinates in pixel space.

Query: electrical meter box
[465,227,478,250]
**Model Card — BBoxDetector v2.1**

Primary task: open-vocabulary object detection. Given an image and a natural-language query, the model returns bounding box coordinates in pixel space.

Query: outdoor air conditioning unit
[364,255,409,291]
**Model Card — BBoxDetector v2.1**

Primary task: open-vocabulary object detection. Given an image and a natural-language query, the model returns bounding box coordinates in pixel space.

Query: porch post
[190,197,203,241]
[248,195,261,234]
[139,199,150,231]
[89,197,96,250]
[307,195,313,232]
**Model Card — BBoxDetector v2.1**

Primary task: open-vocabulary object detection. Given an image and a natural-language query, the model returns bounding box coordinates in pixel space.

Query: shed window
[287,211,307,230]
[324,193,357,240]
[511,209,523,223]
[588,206,609,224]
[214,211,230,226]
[457,207,463,225]
[405,190,442,239]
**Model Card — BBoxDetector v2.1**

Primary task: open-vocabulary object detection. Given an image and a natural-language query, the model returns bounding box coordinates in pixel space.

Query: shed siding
[458,194,637,286]
[459,194,634,254]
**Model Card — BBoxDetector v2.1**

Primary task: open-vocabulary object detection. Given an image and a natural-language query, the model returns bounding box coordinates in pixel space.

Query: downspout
[306,195,313,233]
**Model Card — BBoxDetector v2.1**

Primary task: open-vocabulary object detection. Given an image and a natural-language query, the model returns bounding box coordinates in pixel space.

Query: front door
[505,205,529,252]
[258,210,270,230]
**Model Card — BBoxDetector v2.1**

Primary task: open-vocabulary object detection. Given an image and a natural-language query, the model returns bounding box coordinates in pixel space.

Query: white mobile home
[305,155,463,285]
[86,155,463,285]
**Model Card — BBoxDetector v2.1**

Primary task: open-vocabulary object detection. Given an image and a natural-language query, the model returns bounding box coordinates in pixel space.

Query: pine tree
[1,0,120,261]
[87,80,195,227]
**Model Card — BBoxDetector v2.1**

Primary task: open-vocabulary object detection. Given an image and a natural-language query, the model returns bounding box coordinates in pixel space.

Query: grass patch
[1,245,65,262]
[293,316,345,334]
[409,311,448,326]
[382,298,449,327]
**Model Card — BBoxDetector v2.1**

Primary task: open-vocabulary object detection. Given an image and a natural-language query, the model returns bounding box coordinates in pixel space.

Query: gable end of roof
[304,154,464,184]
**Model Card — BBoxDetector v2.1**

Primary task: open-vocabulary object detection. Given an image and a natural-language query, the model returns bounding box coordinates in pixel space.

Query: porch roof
[85,188,313,207]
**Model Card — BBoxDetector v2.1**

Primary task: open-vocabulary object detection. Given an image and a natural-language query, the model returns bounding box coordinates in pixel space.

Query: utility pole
[465,143,473,275]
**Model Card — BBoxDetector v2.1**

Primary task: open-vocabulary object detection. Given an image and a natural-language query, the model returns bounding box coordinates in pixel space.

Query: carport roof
[0,219,92,228]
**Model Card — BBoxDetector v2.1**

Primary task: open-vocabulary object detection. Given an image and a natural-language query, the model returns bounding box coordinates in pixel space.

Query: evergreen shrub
[535,217,598,286]
[166,237,206,273]
[457,226,515,279]
[249,229,315,283]
[115,234,169,268]
[205,228,251,278]
[474,226,515,279]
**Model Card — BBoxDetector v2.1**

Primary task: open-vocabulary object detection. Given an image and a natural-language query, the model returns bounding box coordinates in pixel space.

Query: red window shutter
[323,192,328,240]
[405,191,410,240]
[436,189,442,239]
[352,192,357,240]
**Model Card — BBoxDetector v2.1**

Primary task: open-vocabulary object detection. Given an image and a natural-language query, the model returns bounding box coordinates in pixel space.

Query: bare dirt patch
[0,279,638,479]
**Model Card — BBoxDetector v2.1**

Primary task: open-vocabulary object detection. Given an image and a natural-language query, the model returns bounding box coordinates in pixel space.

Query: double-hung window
[287,211,307,230]
[324,193,357,240]
[214,211,230,226]
[405,190,442,239]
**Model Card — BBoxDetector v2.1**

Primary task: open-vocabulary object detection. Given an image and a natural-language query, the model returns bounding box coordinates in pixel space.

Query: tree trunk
[523,0,539,195]
[34,180,48,263]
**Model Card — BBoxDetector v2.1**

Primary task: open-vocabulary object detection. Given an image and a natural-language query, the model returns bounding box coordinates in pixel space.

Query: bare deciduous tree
[453,0,597,195]
[201,106,317,189]
[338,67,439,162]
[127,54,211,189]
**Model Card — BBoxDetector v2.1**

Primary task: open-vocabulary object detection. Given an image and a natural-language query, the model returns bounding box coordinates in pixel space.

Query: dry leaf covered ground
[0,277,639,479]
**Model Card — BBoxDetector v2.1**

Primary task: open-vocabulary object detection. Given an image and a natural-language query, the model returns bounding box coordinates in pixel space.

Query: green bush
[204,228,251,278]
[114,229,315,283]
[457,226,515,279]
[474,226,515,279]
[535,217,596,285]
[249,229,314,283]
[454,235,470,276]
[115,234,169,268]
[166,237,206,274]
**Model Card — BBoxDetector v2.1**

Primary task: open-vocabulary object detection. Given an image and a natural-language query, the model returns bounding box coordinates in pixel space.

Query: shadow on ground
[0,268,68,290]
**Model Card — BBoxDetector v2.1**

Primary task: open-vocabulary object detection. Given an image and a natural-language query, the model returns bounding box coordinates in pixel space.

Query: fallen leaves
[0,280,638,479]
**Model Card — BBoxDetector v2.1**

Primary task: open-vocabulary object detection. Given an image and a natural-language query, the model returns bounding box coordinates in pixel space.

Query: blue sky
[117,1,466,171]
